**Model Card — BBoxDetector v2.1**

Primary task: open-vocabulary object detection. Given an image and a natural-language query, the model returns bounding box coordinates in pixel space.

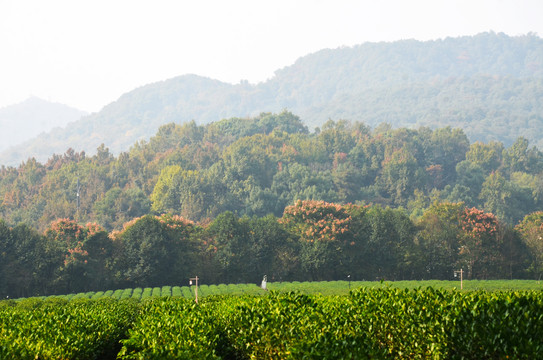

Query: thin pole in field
[189,276,199,303]
[454,269,464,290]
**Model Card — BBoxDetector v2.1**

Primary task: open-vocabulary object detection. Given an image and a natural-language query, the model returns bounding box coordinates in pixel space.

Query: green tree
[148,121,204,154]
[516,211,543,279]
[317,120,356,156]
[480,171,533,224]
[241,214,298,282]
[465,141,503,173]
[502,137,543,175]
[204,212,250,283]
[445,160,486,207]
[257,111,308,135]
[415,202,464,279]
[0,223,50,298]
[377,148,424,206]
[150,165,183,213]
[365,206,417,280]
[348,141,381,188]
[419,126,470,188]
[222,134,279,188]
[114,215,195,288]
[93,187,150,230]
[82,222,114,290]
[510,171,543,209]
[332,157,363,202]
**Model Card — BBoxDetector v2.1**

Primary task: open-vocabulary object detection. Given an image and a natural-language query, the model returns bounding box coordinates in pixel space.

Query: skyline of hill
[1,31,542,166]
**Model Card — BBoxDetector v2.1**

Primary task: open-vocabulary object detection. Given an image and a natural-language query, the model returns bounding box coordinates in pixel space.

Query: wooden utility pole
[454,269,464,290]
[189,276,199,303]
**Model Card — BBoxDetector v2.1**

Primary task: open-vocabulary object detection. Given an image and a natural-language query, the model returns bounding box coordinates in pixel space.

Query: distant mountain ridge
[0,97,87,154]
[1,31,542,166]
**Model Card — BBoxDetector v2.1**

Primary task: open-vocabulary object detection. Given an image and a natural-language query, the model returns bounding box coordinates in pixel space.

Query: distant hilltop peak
[1,96,88,113]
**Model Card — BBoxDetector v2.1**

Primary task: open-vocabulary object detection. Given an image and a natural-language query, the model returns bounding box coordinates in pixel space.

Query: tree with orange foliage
[458,207,501,279]
[281,200,353,280]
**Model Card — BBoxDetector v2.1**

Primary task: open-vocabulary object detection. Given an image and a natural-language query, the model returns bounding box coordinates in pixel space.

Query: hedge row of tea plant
[31,280,542,303]
[1,288,543,359]
[40,283,264,302]
[118,288,543,359]
[0,297,139,359]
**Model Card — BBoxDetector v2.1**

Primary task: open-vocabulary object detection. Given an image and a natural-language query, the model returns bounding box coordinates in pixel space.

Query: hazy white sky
[1,0,542,113]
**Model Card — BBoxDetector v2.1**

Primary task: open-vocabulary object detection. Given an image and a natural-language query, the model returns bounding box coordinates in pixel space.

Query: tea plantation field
[13,279,543,302]
[1,280,542,359]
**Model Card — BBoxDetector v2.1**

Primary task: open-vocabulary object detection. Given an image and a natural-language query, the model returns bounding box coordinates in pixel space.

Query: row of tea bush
[1,287,543,358]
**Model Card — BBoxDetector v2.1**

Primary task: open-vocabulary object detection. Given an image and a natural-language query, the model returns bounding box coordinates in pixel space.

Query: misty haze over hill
[1,32,542,166]
[0,97,87,154]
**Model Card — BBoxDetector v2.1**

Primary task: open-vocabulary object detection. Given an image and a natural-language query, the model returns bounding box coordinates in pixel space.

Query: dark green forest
[2,32,542,166]
[1,111,543,298]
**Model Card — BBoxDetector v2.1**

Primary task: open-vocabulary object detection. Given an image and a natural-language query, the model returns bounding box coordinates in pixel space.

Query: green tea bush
[140,288,152,300]
[120,288,133,300]
[207,284,219,295]
[446,290,543,359]
[199,284,209,296]
[346,287,450,358]
[118,297,239,359]
[71,292,85,300]
[181,286,193,299]
[171,286,182,297]
[14,297,47,310]
[161,286,172,297]
[0,299,16,309]
[112,289,124,299]
[0,298,139,359]
[217,284,228,293]
[91,291,104,300]
[131,288,143,300]
[227,291,330,358]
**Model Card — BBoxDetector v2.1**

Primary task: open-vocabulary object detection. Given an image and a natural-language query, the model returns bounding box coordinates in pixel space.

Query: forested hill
[0,32,542,166]
[1,110,542,234]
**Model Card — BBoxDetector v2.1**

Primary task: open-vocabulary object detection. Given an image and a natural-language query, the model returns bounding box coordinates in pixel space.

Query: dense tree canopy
[0,110,542,232]
[0,200,540,298]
